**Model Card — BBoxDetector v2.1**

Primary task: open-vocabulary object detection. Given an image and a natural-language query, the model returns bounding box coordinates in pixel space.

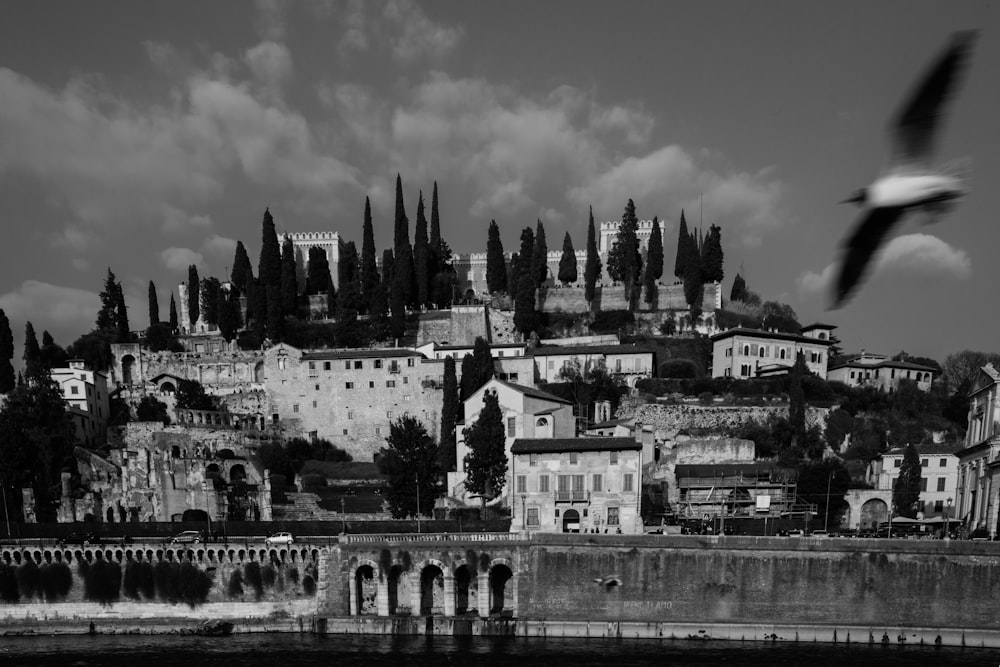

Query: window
[937,478,946,492]
[607,507,620,526]
[934,500,943,512]
[71,386,79,395]
[323,362,331,371]
[375,427,381,435]
[539,475,549,493]
[343,429,348,435]
[921,458,929,467]
[369,381,375,388]
[278,358,286,370]
[386,411,394,419]
[592,474,603,492]
[920,478,928,492]
[293,404,299,413]
[609,451,618,465]
[345,382,354,389]
[344,361,351,370]
[312,401,317,408]
[403,395,411,401]
[530,453,538,467]
[386,380,396,388]
[516,475,527,493]
[623,473,634,492]
[348,411,354,419]
[507,417,516,436]
[893,460,901,468]
[308,362,317,377]
[403,376,409,384]
[569,452,578,465]
[407,358,414,367]
[315,384,320,391]
[354,360,363,370]
[547,360,555,370]
[527,507,539,526]
[615,359,622,372]
[374,359,383,369]
[939,458,947,467]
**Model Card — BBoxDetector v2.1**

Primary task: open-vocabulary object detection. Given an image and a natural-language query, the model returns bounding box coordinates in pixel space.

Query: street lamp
[945,497,953,540]
[415,472,421,534]
[340,497,346,535]
[521,494,526,531]
[823,472,834,533]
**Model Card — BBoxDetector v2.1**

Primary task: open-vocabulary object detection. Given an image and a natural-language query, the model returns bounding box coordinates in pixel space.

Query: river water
[0,634,997,666]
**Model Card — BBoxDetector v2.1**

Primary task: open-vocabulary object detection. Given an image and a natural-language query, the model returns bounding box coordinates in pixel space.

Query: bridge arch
[413,557,451,616]
[350,558,379,616]
[486,557,517,617]
[844,489,893,530]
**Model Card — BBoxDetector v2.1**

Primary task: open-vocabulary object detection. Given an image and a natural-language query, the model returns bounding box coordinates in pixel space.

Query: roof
[828,355,937,373]
[149,372,186,383]
[710,327,833,346]
[675,463,784,478]
[433,342,525,351]
[529,344,656,357]
[511,437,641,454]
[300,348,422,361]
[492,379,572,405]
[800,322,838,331]
[882,443,964,457]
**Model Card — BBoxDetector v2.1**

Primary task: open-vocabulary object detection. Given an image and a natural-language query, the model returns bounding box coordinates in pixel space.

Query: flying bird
[831,30,978,308]
[594,575,622,589]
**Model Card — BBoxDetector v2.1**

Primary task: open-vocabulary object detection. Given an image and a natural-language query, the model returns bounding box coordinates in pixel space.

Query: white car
[264,532,294,546]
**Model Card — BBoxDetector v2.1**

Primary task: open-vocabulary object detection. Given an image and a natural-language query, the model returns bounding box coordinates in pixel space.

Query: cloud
[161,204,212,234]
[161,247,204,273]
[383,0,463,63]
[797,263,837,296]
[201,235,238,264]
[51,225,102,252]
[244,41,293,95]
[0,280,101,333]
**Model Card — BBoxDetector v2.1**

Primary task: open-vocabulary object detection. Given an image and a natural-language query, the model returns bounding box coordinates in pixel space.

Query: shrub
[590,310,635,333]
[660,359,697,379]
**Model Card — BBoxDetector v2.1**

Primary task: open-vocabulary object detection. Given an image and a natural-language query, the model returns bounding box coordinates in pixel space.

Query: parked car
[170,530,202,544]
[809,530,830,538]
[786,529,805,537]
[59,532,99,546]
[264,532,294,546]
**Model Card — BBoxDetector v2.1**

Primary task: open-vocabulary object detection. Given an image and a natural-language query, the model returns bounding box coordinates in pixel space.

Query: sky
[0,0,997,369]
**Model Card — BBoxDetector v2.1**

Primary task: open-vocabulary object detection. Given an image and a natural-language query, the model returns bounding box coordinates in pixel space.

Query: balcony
[554,490,589,503]
[388,365,401,374]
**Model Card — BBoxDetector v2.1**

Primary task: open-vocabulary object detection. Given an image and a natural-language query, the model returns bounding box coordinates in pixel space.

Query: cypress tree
[369,281,389,340]
[115,280,130,340]
[607,199,642,310]
[584,206,601,304]
[258,208,281,291]
[683,238,704,314]
[701,224,725,283]
[243,276,255,324]
[395,244,414,309]
[644,216,664,307]
[558,231,577,285]
[23,321,41,374]
[306,246,331,294]
[339,241,359,286]
[460,353,476,402]
[252,278,267,342]
[168,294,178,333]
[730,273,747,302]
[360,197,379,313]
[470,337,495,392]
[217,288,234,341]
[894,444,923,518]
[440,355,459,472]
[429,182,442,250]
[463,390,508,499]
[532,219,548,287]
[280,237,298,317]
[200,277,221,327]
[230,240,253,294]
[148,281,160,327]
[389,286,405,340]
[96,268,120,333]
[674,210,689,279]
[514,269,537,337]
[413,191,431,309]
[265,284,282,343]
[788,351,807,450]
[187,265,200,327]
[485,220,507,294]
[518,226,535,270]
[0,309,15,393]
[381,249,395,286]
[393,173,407,254]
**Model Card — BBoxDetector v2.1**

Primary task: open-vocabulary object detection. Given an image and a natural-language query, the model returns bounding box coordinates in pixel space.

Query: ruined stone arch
[487,557,516,616]
[415,557,449,616]
[121,354,136,385]
[351,558,380,616]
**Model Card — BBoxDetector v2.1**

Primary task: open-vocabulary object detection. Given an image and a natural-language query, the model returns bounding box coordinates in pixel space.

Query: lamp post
[1,478,10,540]
[945,497,953,540]
[521,494,526,532]
[823,471,834,533]
[341,497,346,535]
[415,472,421,534]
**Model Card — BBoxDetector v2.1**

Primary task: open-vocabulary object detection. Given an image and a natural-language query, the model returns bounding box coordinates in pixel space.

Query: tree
[486,220,507,294]
[257,208,281,291]
[413,191,431,308]
[674,210,690,279]
[65,330,116,372]
[796,459,850,529]
[584,207,601,304]
[381,249,395,287]
[942,350,1000,393]
[266,284,282,342]
[463,390,507,500]
[644,216,663,307]
[517,226,535,273]
[389,286,406,340]
[168,293,178,333]
[39,331,68,369]
[200,277,222,327]
[393,173,408,255]
[532,219,548,286]
[701,224,724,283]
[147,281,160,327]
[217,288,238,342]
[440,356,459,472]
[252,278,267,342]
[460,337,495,400]
[682,241,704,314]
[114,280,130,341]
[187,265,200,327]
[136,395,170,423]
[607,199,643,310]
[394,243,415,309]
[378,415,442,519]
[514,269,537,336]
[325,279,337,319]
[146,322,178,352]
[175,379,217,411]
[893,443,923,518]
[730,273,748,302]
[96,268,120,333]
[305,246,331,295]
[0,309,14,393]
[360,196,379,313]
[788,351,807,453]
[760,301,801,333]
[368,281,390,341]
[557,231,577,285]
[230,240,253,294]
[23,321,41,375]
[280,237,298,317]
[430,181,442,250]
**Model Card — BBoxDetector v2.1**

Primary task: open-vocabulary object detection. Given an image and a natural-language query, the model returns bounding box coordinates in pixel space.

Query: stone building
[51,360,110,447]
[827,351,937,392]
[866,443,960,519]
[509,436,643,534]
[710,323,836,380]
[955,364,1000,537]
[530,343,656,386]
[110,342,265,394]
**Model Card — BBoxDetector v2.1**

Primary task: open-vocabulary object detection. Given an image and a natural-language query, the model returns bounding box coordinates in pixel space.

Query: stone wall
[537,283,721,315]
[618,402,829,439]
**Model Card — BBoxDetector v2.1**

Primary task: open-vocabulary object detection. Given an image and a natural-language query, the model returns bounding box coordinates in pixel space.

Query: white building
[530,344,656,386]
[710,324,836,380]
[866,443,961,518]
[51,360,110,447]
[828,352,936,392]
[955,364,1000,537]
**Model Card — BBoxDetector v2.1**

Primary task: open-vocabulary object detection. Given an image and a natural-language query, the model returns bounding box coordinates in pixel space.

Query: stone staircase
[271,492,341,521]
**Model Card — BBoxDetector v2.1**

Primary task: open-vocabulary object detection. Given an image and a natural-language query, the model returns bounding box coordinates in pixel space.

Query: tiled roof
[511,437,640,454]
[300,348,422,361]
[800,322,838,331]
[828,356,937,372]
[883,443,963,456]
[493,379,572,404]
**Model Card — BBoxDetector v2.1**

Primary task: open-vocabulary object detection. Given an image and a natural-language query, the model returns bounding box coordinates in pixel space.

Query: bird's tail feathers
[940,156,974,184]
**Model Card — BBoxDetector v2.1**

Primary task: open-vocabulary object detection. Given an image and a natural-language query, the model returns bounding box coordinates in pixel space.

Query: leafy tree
[256,442,292,483]
[136,395,170,423]
[643,216,663,307]
[65,330,116,372]
[413,191,431,309]
[187,265,200,327]
[463,390,507,500]
[168,294,178,333]
[514,270,537,336]
[22,322,41,375]
[760,301,801,333]
[257,208,281,292]
[701,224,724,283]
[305,246,331,295]
[147,281,159,327]
[674,210,690,279]
[788,352,807,452]
[486,220,507,294]
[893,443,922,518]
[175,379,217,411]
[730,273,748,302]
[0,309,14,393]
[557,231,577,285]
[39,331,68,369]
[550,358,627,425]
[145,322,179,352]
[96,269,121,333]
[942,350,1000,393]
[584,206,601,304]
[378,415,442,519]
[440,356,459,472]
[607,199,643,310]
[200,277,222,327]
[532,219,548,286]
[230,240,253,294]
[360,196,379,313]
[280,237,299,317]
[796,459,850,529]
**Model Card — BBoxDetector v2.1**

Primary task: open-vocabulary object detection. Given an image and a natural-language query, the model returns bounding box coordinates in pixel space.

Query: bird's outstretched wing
[832,207,906,308]
[889,30,978,169]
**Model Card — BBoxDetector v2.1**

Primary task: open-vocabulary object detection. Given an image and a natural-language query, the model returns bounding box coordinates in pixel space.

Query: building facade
[509,436,643,534]
[828,352,936,392]
[710,325,835,380]
[51,360,110,447]
[955,364,1000,537]
[866,443,960,518]
[530,344,656,386]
